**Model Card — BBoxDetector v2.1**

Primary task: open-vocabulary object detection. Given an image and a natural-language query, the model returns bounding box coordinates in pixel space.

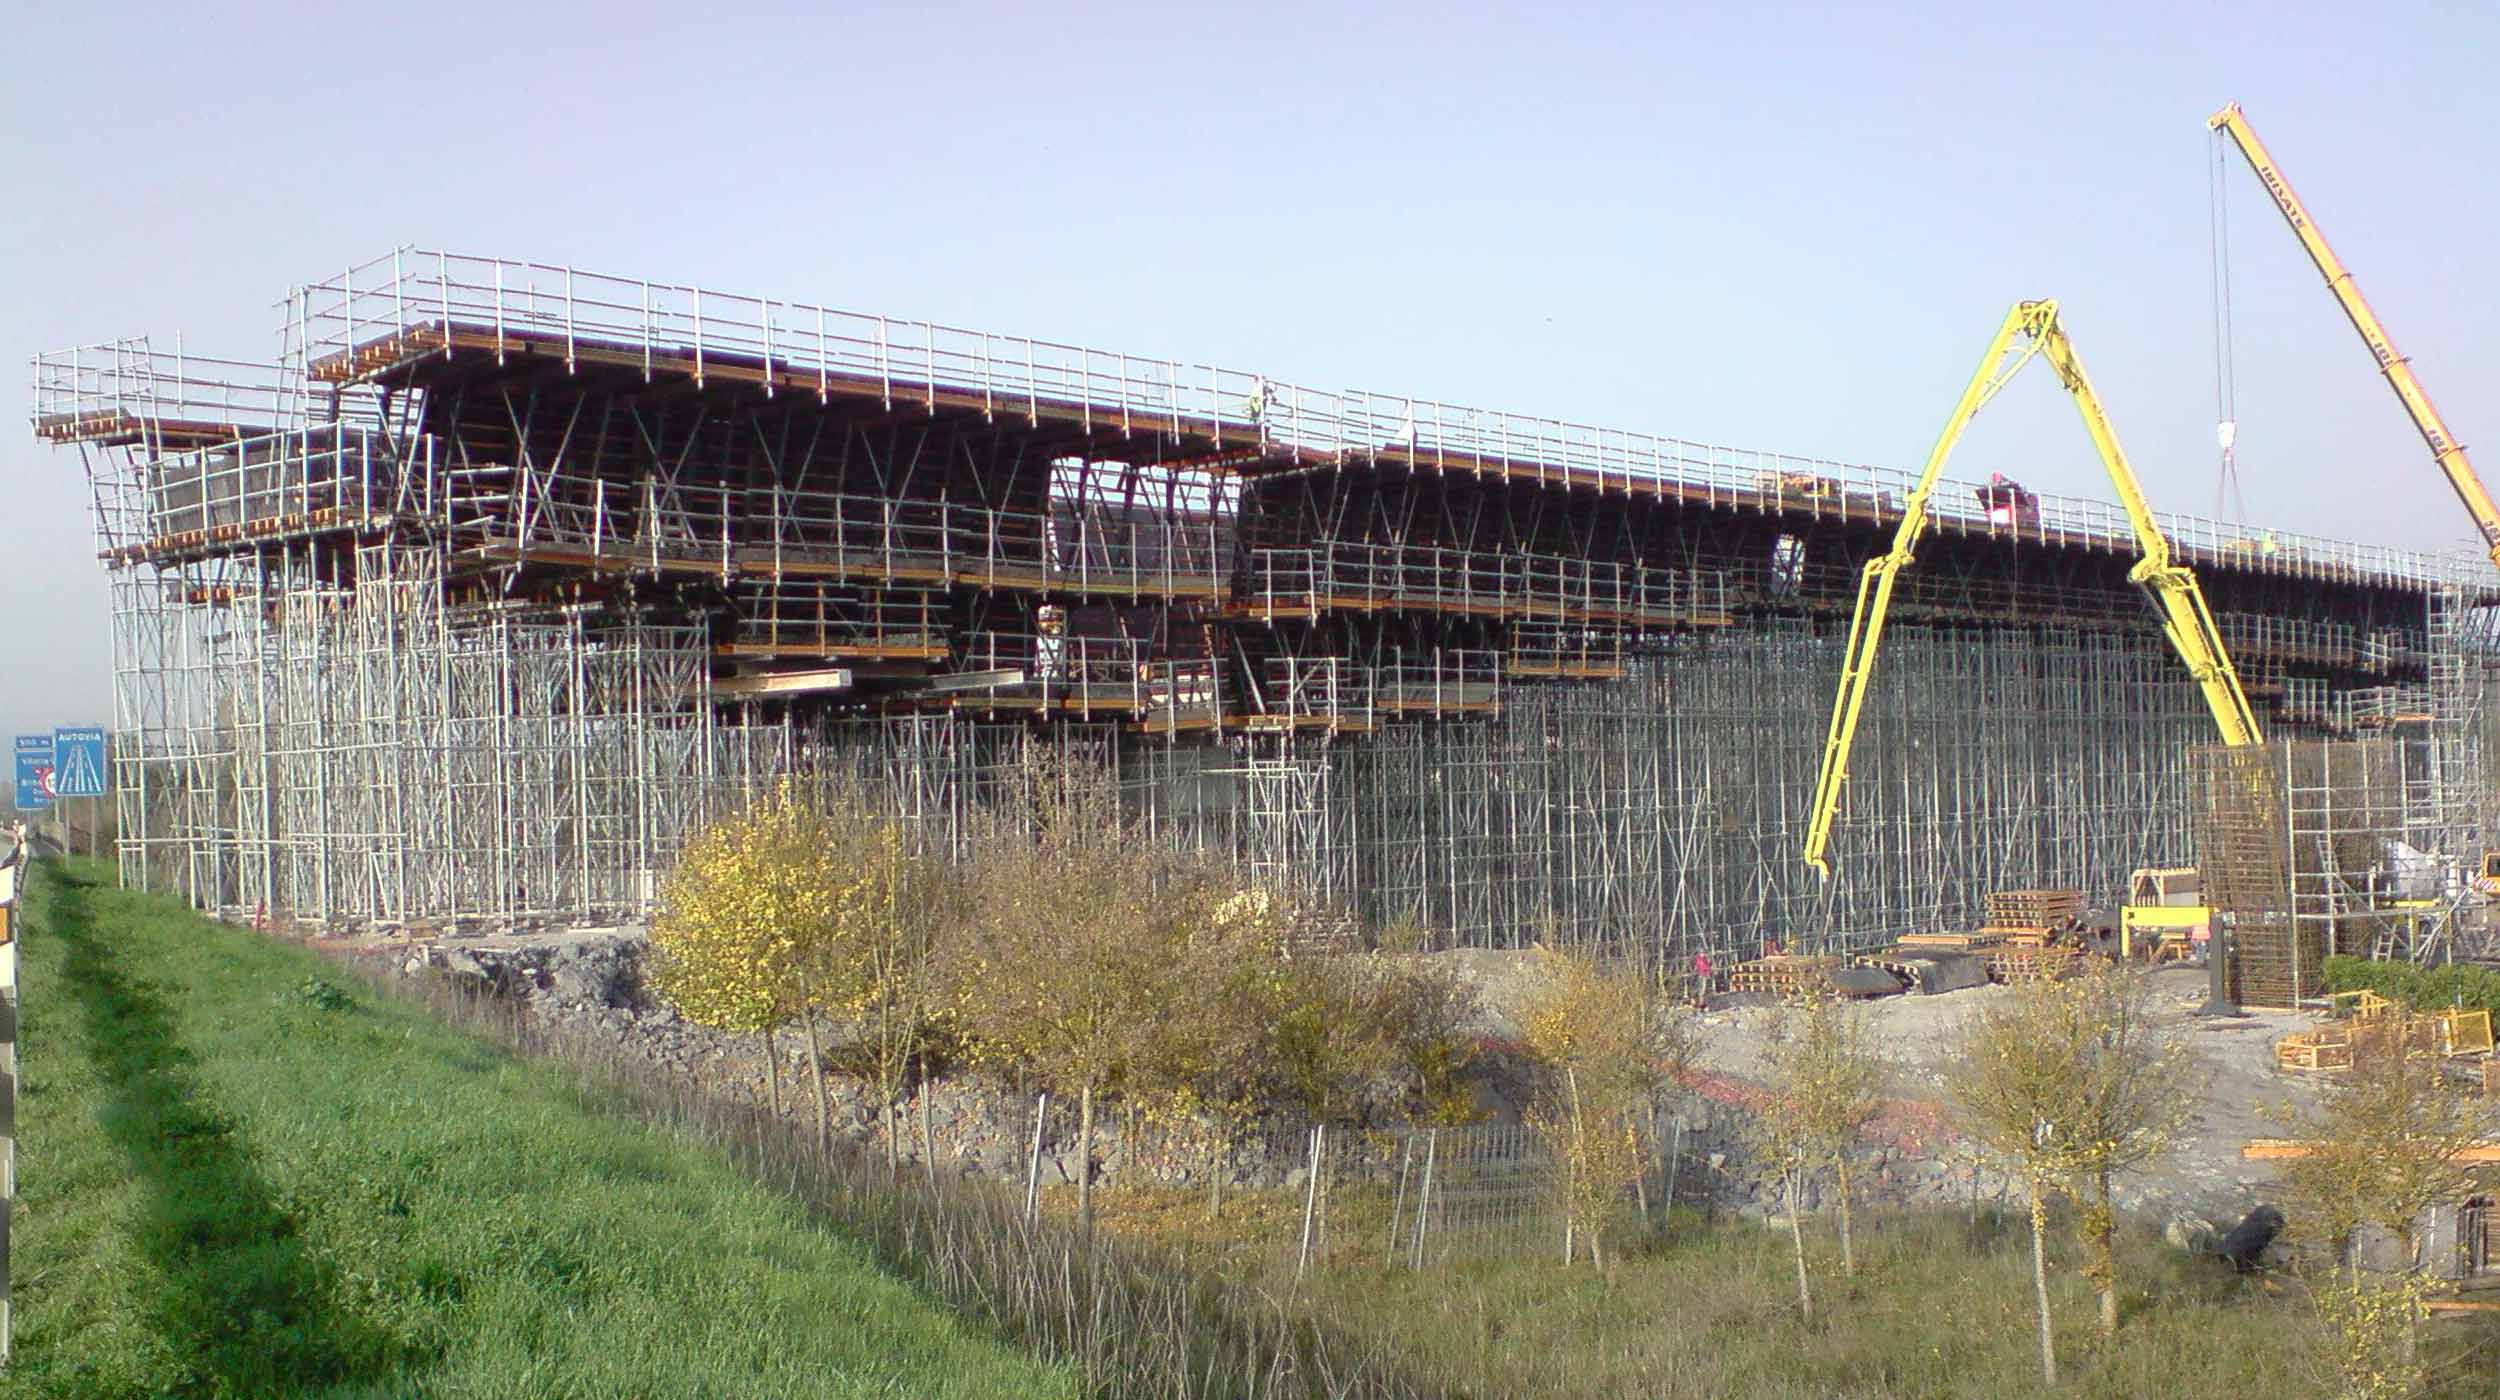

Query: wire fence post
[1023,1092,1048,1226]
[1295,1124,1323,1279]
[1383,1132,1414,1268]
[1410,1128,1438,1270]
[1664,1115,1684,1224]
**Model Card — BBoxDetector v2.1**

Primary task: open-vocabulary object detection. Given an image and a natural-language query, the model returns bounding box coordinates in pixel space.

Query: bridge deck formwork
[32,251,2498,966]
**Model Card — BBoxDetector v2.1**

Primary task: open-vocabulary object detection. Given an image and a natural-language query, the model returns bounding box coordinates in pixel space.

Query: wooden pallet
[1894,930,2005,951]
[1982,946,2085,985]
[1727,955,1844,999]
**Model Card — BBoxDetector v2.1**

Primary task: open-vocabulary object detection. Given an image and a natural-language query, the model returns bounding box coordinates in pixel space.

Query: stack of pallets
[1977,889,2086,952]
[1726,954,1844,999]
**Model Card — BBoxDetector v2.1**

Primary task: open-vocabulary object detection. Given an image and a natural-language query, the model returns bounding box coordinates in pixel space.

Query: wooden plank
[2242,1139,2500,1162]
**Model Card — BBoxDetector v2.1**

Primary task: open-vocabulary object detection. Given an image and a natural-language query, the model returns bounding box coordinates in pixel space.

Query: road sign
[9,739,49,812]
[50,728,107,799]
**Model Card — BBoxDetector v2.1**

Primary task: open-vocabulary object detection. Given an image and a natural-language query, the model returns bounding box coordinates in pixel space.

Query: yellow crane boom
[1802,300,2261,878]
[2209,102,2500,570]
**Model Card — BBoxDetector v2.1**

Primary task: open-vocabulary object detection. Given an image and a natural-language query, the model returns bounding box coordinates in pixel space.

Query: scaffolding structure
[30,250,2500,969]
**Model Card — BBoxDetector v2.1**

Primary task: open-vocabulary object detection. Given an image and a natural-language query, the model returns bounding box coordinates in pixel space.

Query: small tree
[1759,987,1884,1279]
[1753,987,1880,1318]
[1951,962,2188,1382]
[2052,962,2190,1340]
[817,802,955,1175]
[1519,945,1671,1269]
[2277,1041,2499,1392]
[954,770,1221,1235]
[1128,882,1302,1217]
[649,782,850,1121]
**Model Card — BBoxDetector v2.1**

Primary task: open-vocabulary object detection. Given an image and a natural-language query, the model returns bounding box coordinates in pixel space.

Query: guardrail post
[0,829,20,1363]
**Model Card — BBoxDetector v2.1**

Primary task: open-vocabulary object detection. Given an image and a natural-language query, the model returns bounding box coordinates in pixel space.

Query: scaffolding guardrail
[449,467,1228,600]
[34,339,384,443]
[1257,656,1373,730]
[723,584,949,660]
[279,248,2487,594]
[293,249,1255,444]
[105,425,434,555]
[1242,545,1723,628]
[1373,650,1501,715]
[2214,613,2364,668]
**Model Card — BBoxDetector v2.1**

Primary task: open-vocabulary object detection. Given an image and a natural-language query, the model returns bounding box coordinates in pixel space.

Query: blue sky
[4,0,2495,741]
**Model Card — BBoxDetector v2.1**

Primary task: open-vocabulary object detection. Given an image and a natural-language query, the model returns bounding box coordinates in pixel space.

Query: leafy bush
[291,976,353,1012]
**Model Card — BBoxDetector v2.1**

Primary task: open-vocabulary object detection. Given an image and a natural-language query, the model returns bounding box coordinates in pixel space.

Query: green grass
[1,858,1079,1399]
[1085,1154,2500,1397]
[1283,1209,2329,1398]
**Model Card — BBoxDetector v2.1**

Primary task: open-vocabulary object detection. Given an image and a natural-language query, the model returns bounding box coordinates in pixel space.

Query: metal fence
[984,1097,1725,1274]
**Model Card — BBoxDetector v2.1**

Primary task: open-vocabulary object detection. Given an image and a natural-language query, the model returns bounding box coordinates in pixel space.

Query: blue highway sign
[11,737,52,811]
[50,728,107,799]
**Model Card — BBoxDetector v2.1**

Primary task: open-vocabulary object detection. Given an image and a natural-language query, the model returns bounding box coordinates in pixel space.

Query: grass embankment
[2,858,1077,1399]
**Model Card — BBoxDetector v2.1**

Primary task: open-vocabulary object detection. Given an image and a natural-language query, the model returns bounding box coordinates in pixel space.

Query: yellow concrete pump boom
[2209,102,2500,571]
[1801,300,2262,878]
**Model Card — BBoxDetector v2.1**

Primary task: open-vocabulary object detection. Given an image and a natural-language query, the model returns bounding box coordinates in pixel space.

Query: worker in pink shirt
[1691,950,1713,1011]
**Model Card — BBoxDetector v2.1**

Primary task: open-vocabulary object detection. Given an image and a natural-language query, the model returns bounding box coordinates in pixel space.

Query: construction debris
[1853,950,1988,996]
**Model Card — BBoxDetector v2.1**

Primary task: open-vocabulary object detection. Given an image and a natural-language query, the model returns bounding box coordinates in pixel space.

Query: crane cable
[2208,129,2249,524]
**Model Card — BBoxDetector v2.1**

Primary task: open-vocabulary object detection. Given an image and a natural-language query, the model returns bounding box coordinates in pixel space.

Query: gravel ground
[1681,963,2325,1220]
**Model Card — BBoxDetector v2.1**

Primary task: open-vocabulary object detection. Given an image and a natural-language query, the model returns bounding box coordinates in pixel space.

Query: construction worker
[1691,950,1714,1011]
